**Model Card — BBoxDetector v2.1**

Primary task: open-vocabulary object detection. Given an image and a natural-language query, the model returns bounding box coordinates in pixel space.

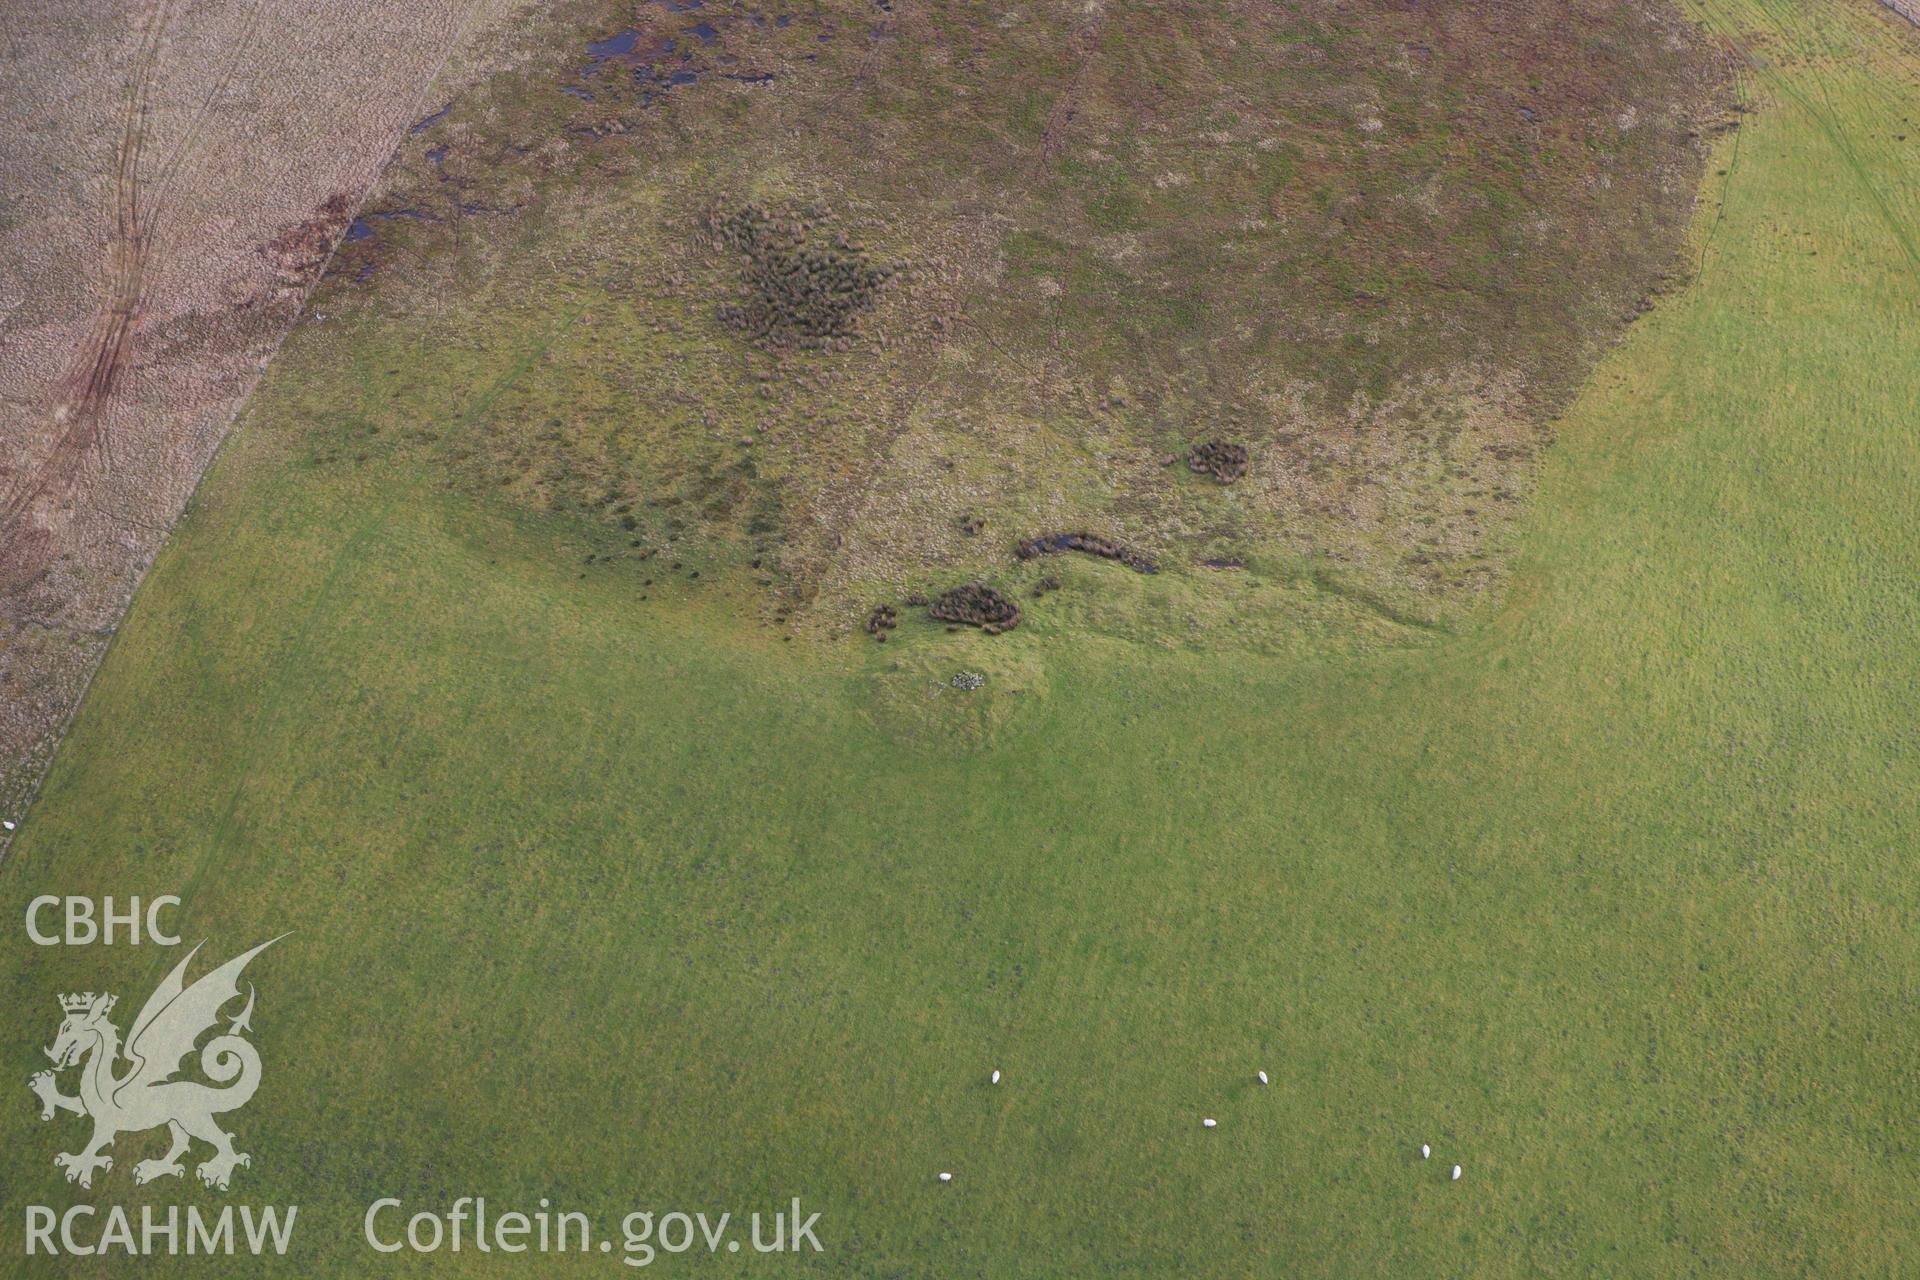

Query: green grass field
[5,0,1920,1274]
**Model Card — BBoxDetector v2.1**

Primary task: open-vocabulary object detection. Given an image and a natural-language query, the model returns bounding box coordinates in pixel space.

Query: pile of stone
[928,584,1021,634]
[865,604,899,639]
[1188,440,1250,484]
[951,671,985,691]
[1014,532,1158,574]
[710,203,895,350]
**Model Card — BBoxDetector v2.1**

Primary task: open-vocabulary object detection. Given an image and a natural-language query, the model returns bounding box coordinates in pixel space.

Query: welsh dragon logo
[27,937,284,1191]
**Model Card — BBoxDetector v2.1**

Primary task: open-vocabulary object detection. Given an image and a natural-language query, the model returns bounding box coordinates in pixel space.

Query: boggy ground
[299,0,1733,653]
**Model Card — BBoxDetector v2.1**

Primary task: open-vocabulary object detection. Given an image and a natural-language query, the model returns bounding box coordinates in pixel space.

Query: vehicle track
[0,0,528,844]
[1692,0,1920,276]
[0,0,166,555]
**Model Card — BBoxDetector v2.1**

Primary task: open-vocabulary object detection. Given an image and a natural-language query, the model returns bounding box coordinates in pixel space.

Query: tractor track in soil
[3,1,166,542]
[0,0,529,846]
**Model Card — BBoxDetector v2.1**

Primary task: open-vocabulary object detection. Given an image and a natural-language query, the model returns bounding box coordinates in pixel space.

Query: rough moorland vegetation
[313,0,1731,641]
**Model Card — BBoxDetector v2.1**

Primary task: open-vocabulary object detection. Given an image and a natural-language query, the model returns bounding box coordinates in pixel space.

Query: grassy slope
[3,0,1919,1275]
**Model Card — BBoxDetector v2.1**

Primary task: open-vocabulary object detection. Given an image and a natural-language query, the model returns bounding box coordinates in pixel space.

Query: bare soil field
[0,0,532,836]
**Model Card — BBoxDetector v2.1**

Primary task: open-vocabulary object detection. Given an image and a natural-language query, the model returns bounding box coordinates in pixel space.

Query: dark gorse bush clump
[1188,440,1250,484]
[928,584,1021,634]
[710,203,896,350]
[1014,531,1158,574]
